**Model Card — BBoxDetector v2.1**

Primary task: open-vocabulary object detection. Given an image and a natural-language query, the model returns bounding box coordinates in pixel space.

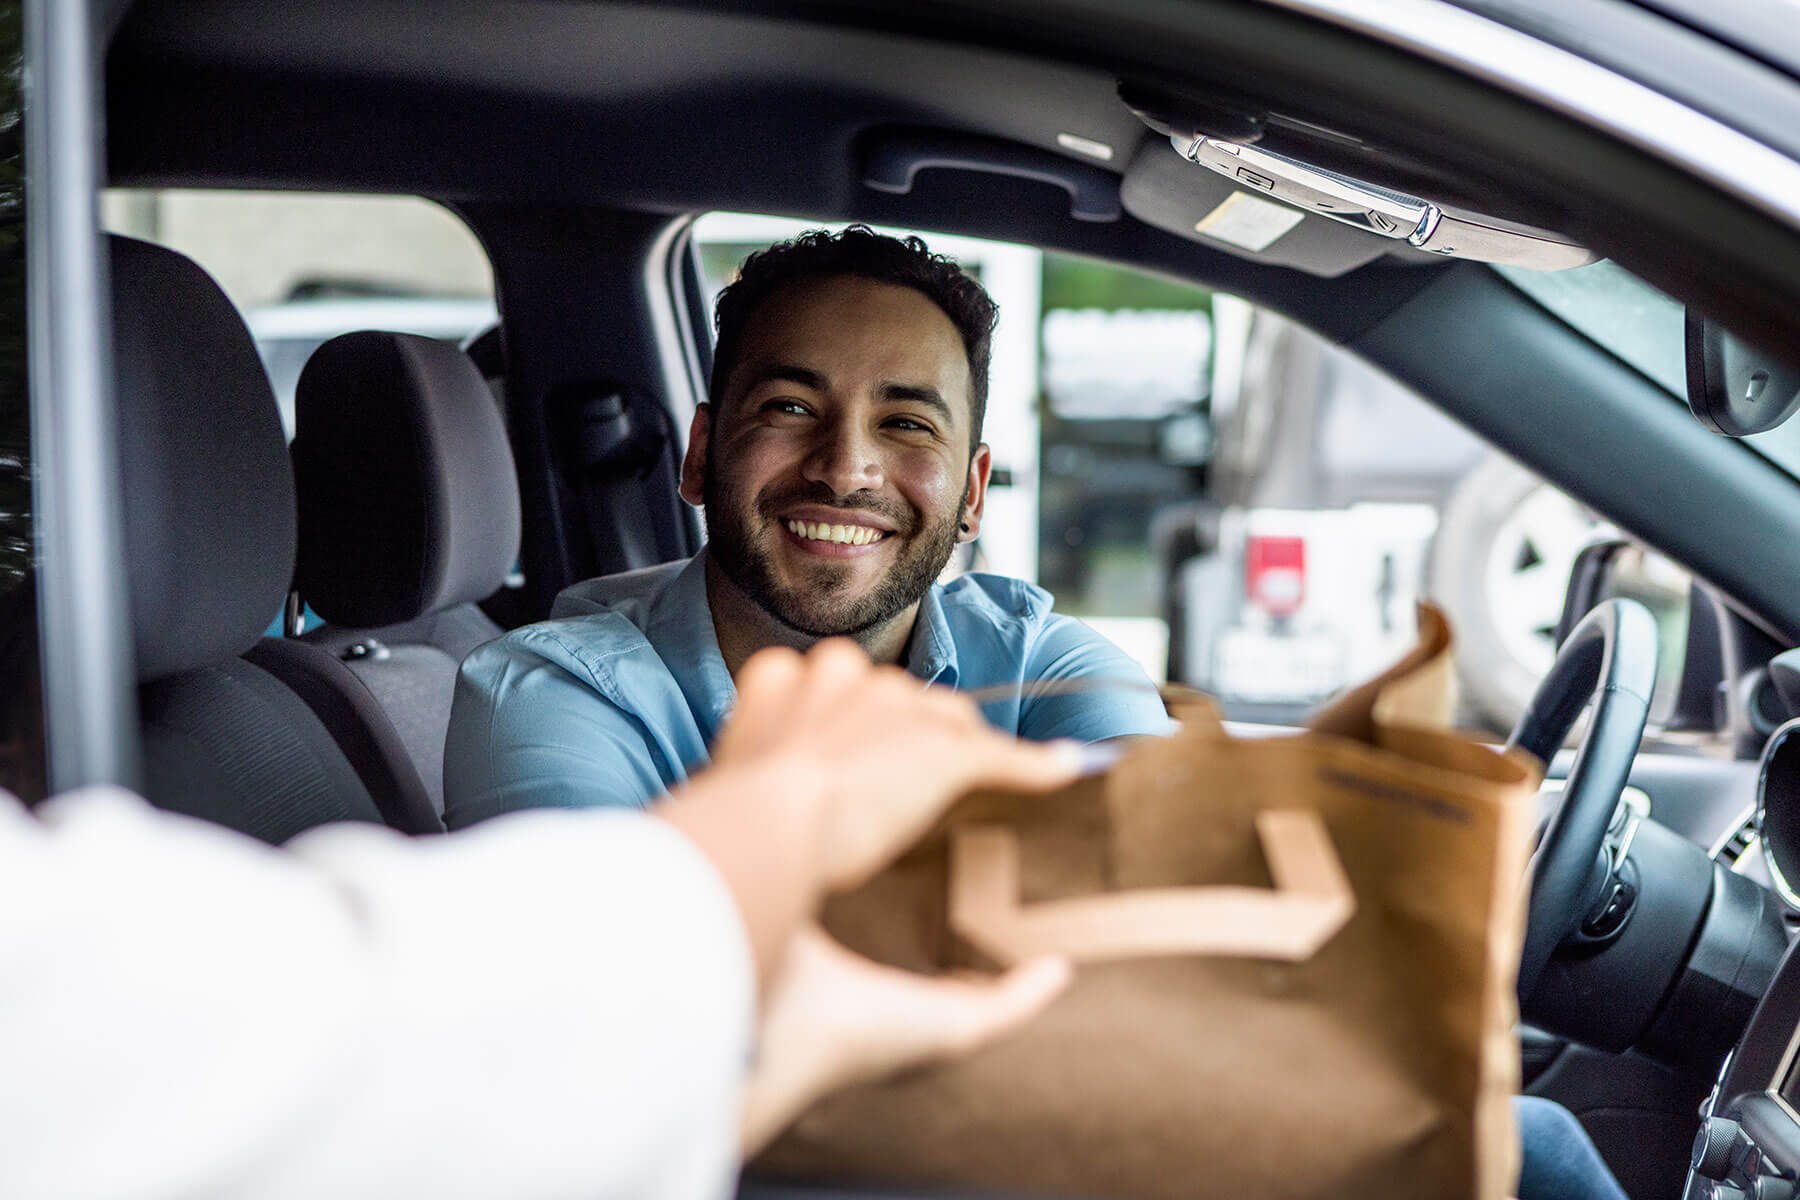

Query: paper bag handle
[948,810,1354,966]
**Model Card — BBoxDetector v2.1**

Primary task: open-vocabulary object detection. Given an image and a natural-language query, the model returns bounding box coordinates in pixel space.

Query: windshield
[1497,260,1800,477]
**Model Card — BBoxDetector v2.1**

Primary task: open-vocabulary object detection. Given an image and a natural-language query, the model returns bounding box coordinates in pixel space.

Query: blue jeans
[1516,1095,1630,1200]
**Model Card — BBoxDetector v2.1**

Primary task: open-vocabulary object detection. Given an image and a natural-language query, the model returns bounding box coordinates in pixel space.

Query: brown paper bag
[756,606,1541,1200]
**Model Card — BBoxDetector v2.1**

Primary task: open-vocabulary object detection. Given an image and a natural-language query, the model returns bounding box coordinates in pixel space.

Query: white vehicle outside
[244,295,498,436]
[1190,303,1602,730]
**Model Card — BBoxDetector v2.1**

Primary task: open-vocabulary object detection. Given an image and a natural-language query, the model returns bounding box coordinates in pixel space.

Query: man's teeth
[784,519,885,546]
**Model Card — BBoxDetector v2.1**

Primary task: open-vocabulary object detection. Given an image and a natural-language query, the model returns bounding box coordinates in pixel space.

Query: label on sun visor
[1193,192,1305,252]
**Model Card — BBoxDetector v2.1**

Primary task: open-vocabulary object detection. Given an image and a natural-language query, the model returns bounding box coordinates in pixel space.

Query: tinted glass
[0,0,43,803]
[1496,261,1686,397]
[1497,260,1800,480]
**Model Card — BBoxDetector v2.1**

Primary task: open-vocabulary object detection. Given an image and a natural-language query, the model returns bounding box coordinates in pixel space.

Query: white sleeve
[0,786,755,1200]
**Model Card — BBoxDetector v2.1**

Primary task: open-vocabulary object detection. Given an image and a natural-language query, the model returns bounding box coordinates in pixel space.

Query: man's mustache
[757,485,916,535]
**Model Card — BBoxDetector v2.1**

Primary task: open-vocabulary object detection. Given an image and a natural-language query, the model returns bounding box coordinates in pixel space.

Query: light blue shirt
[443,553,1169,828]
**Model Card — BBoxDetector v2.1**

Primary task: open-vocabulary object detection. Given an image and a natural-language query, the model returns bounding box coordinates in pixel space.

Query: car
[11,1,1800,1198]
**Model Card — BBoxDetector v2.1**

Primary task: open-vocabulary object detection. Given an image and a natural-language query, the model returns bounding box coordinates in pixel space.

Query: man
[444,226,1168,826]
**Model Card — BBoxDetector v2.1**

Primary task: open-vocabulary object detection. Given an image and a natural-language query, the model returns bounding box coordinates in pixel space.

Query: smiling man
[443,227,1168,825]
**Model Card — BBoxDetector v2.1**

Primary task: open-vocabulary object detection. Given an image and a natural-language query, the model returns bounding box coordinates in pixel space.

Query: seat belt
[555,383,695,574]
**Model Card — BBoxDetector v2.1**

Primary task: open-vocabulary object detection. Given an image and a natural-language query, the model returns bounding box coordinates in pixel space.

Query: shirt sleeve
[1017,613,1175,743]
[0,786,754,1200]
[443,636,674,828]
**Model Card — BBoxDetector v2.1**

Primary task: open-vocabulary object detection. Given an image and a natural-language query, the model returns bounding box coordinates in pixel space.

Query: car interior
[44,0,1800,1197]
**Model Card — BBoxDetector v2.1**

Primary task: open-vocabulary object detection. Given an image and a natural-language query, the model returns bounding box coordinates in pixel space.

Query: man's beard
[702,461,966,639]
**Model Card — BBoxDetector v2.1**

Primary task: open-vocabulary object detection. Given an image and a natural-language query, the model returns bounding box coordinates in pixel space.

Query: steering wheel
[1508,598,1659,1003]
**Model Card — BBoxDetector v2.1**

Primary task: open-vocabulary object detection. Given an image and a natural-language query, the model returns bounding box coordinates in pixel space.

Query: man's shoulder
[461,556,700,703]
[936,571,1141,672]
[462,609,659,684]
[551,557,692,623]
[936,571,1055,627]
[937,571,1112,653]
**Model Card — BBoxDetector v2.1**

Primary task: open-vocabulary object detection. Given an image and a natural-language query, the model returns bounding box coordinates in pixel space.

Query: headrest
[292,331,521,628]
[109,235,298,683]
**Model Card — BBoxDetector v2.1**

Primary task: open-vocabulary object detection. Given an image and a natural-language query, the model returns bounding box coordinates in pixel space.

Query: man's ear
[678,404,712,507]
[957,443,993,542]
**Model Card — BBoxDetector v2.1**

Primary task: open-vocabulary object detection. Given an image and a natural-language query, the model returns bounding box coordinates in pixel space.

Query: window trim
[1263,0,1800,230]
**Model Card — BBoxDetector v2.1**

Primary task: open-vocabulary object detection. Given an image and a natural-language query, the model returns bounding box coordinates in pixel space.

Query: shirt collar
[905,582,958,687]
[653,552,959,730]
[645,553,739,739]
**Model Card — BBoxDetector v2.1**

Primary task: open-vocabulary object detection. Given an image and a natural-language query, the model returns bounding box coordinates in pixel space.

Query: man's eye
[763,399,812,418]
[885,416,933,433]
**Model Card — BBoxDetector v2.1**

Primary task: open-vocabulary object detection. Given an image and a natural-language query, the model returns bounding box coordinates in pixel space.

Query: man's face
[681,274,991,638]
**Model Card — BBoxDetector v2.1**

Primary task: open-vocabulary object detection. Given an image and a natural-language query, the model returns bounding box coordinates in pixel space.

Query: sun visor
[1120,138,1393,278]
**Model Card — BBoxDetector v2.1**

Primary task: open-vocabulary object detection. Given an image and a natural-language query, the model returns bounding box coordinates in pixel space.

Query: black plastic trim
[860,127,1121,222]
[26,0,143,792]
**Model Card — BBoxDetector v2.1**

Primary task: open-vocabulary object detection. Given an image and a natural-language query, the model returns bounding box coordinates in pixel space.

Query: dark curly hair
[710,226,998,452]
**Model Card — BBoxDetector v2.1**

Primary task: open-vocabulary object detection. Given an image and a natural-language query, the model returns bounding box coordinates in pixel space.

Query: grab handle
[860,129,1122,222]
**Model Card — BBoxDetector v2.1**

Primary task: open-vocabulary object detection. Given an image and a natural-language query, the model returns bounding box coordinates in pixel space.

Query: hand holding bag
[756,606,1541,1200]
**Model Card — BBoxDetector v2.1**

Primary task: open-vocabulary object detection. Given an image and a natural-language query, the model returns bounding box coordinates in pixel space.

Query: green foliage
[0,0,24,599]
[1041,249,1211,314]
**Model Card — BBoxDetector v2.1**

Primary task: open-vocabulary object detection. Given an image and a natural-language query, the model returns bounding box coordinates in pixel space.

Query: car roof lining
[104,1,1800,305]
[104,0,1582,273]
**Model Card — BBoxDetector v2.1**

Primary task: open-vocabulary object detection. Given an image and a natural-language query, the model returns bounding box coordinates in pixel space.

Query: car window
[1201,304,1613,734]
[99,190,497,436]
[0,3,41,803]
[696,215,1200,683]
[696,217,1608,734]
[1496,261,1688,397]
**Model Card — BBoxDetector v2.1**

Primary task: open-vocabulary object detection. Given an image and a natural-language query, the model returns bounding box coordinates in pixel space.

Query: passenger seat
[290,331,522,818]
[111,236,443,840]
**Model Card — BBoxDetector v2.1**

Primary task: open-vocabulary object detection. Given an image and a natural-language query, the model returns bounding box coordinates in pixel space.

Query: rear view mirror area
[1685,310,1800,437]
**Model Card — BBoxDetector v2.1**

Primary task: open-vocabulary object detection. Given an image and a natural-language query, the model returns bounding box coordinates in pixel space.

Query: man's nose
[800,418,884,495]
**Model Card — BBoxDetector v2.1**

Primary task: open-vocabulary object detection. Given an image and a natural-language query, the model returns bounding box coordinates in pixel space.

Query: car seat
[289,331,521,818]
[110,235,442,840]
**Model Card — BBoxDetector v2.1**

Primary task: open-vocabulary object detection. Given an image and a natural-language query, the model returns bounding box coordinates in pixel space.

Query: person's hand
[712,639,1083,891]
[659,639,1081,989]
[739,923,1071,1155]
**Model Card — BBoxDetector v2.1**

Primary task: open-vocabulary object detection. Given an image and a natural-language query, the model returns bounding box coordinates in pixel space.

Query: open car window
[695,215,1626,740]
